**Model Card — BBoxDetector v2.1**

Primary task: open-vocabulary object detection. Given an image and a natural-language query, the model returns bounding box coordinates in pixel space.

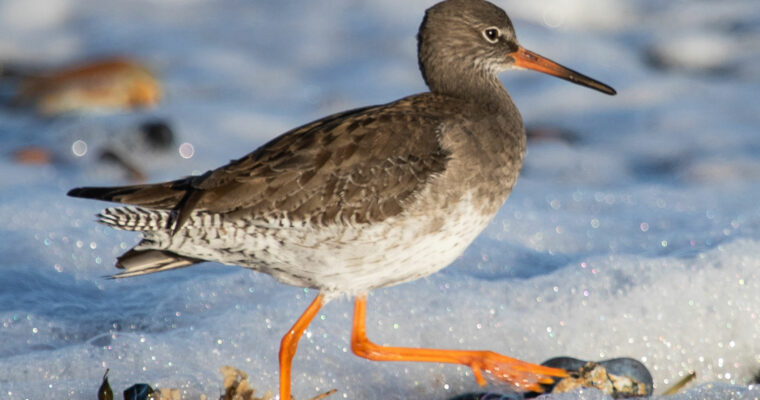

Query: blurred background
[1,0,759,399]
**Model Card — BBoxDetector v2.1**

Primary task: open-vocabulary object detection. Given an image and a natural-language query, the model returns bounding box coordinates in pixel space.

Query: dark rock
[124,383,154,400]
[140,120,175,150]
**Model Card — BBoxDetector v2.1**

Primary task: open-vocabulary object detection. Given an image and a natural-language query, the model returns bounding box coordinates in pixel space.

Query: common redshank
[68,0,615,397]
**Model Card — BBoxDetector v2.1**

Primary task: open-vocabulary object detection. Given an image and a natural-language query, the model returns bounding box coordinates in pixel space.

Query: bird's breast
[433,111,526,218]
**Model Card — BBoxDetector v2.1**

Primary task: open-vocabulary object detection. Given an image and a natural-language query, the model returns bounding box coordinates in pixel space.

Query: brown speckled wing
[69,94,452,229]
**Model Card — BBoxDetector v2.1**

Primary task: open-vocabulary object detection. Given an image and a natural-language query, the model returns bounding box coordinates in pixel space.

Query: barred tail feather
[98,206,172,231]
[111,249,201,278]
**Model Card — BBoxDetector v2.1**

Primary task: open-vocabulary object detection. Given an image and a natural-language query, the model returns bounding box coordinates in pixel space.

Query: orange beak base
[511,46,616,95]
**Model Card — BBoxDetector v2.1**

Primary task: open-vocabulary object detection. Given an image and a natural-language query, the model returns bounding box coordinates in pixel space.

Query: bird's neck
[424,66,513,112]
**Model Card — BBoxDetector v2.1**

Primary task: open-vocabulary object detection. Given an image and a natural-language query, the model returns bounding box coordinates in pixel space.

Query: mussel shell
[541,356,653,395]
[448,356,653,400]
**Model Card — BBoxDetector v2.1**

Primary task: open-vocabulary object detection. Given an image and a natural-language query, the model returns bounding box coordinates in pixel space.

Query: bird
[15,57,161,115]
[68,0,615,398]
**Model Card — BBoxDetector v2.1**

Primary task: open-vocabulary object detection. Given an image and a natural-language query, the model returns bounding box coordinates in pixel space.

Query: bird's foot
[468,351,567,393]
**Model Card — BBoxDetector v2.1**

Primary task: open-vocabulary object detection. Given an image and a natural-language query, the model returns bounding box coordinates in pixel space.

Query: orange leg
[280,294,324,400]
[350,295,567,393]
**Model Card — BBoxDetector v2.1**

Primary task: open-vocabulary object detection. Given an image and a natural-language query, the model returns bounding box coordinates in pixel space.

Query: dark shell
[449,356,653,400]
[539,356,653,397]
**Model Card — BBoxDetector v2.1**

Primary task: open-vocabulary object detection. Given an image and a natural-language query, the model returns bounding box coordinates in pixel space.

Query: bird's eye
[482,27,500,43]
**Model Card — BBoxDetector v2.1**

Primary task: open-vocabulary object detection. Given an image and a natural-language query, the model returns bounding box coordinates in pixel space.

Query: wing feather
[68,93,453,228]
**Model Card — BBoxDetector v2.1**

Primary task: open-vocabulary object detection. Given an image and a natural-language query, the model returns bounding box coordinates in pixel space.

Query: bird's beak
[511,46,616,95]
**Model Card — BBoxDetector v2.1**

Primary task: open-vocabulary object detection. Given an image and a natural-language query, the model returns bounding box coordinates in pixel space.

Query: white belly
[160,192,494,296]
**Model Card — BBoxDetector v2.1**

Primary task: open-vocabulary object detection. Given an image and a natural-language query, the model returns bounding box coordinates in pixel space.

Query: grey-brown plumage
[68,0,614,295]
